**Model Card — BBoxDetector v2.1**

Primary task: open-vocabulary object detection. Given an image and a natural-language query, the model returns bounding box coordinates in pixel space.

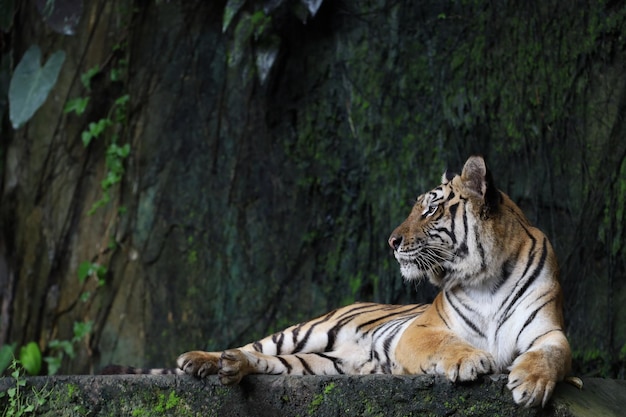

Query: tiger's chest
[443,290,518,370]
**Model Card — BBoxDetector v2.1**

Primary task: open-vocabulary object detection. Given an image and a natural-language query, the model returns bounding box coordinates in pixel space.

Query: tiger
[153,155,572,407]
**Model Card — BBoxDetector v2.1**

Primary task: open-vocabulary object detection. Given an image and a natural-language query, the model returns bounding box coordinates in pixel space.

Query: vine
[64,52,131,216]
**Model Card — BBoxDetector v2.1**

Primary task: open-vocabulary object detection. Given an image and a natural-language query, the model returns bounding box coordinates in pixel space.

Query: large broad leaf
[9,45,66,129]
[19,341,42,375]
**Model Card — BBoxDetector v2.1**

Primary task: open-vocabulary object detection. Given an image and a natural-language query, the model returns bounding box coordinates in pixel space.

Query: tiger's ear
[461,156,488,197]
[461,156,500,217]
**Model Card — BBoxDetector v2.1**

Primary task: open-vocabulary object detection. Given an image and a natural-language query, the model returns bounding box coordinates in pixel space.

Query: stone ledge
[0,373,623,416]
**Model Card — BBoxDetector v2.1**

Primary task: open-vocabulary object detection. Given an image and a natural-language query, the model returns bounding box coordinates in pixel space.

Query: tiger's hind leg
[176,313,340,380]
[177,302,419,381]
[178,346,366,383]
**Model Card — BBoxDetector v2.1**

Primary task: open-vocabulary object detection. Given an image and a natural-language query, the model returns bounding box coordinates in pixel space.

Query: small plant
[0,360,49,417]
[77,261,107,287]
[44,321,94,376]
[0,320,93,377]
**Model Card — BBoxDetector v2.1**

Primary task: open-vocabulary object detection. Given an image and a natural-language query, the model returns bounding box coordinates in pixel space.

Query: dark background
[1,0,625,378]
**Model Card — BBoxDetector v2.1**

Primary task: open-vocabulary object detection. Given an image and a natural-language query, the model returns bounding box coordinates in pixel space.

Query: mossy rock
[1,374,624,416]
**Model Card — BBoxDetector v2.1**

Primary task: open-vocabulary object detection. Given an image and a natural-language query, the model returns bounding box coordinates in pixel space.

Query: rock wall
[0,374,624,417]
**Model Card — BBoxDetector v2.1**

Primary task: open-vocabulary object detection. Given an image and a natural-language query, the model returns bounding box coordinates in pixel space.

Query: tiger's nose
[388,234,403,251]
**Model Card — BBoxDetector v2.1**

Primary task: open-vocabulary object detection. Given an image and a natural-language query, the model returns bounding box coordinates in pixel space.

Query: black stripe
[448,203,458,244]
[460,203,470,256]
[491,256,517,294]
[291,325,300,347]
[430,227,455,241]
[325,326,338,352]
[295,355,315,375]
[323,304,389,351]
[496,239,548,334]
[514,295,557,346]
[253,341,263,352]
[435,299,451,329]
[524,328,563,352]
[293,307,344,353]
[379,319,412,368]
[445,292,486,338]
[497,235,539,315]
[277,356,292,373]
[313,352,344,374]
[474,223,486,271]
[355,305,424,332]
[273,332,284,354]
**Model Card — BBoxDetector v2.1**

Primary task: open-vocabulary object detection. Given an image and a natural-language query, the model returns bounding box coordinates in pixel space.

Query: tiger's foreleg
[506,330,571,407]
[394,301,496,382]
[177,351,222,378]
[395,325,496,381]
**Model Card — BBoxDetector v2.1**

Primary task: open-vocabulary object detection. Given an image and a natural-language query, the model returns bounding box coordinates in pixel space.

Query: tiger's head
[389,155,511,291]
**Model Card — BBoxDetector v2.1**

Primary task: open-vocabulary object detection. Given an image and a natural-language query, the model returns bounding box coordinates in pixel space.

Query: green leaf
[49,339,74,358]
[81,130,93,147]
[64,96,89,115]
[43,356,61,376]
[73,321,93,341]
[78,262,107,283]
[77,261,92,283]
[0,343,16,374]
[114,94,129,106]
[96,265,107,280]
[94,118,112,135]
[81,66,99,90]
[9,45,66,129]
[19,342,42,375]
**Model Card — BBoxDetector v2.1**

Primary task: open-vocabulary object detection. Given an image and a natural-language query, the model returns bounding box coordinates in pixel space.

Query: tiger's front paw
[177,351,220,378]
[429,348,496,382]
[218,349,252,385]
[507,351,561,407]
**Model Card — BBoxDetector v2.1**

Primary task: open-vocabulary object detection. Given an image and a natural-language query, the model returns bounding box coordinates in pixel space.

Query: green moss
[126,389,192,417]
[66,383,78,397]
[307,382,336,415]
